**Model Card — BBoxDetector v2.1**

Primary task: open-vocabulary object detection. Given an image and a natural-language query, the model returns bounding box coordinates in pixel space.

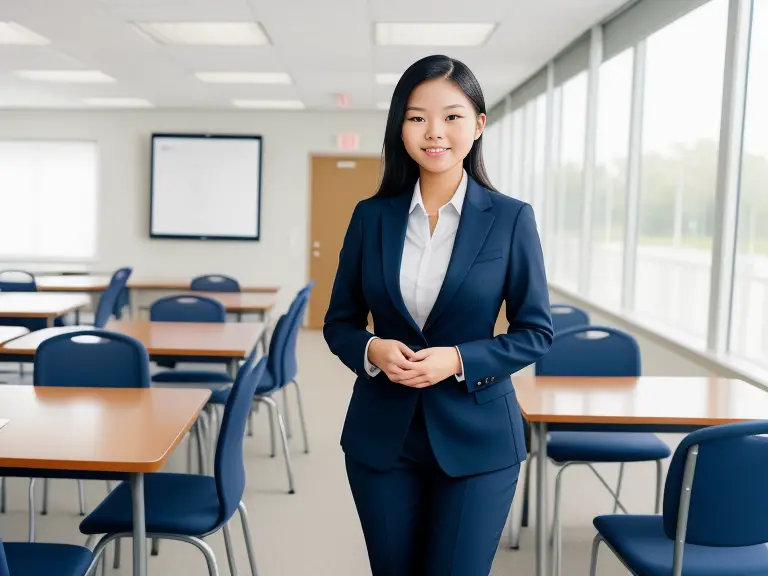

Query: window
[531,93,547,222]
[730,0,768,366]
[589,49,634,309]
[634,0,728,342]
[552,71,588,290]
[508,107,525,200]
[0,141,98,261]
[483,122,501,188]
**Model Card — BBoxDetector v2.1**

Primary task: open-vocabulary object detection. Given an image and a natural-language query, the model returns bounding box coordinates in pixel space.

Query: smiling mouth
[423,147,450,156]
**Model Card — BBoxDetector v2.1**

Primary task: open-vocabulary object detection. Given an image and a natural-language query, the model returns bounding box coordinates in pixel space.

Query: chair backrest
[0,541,8,576]
[535,325,641,377]
[94,267,133,328]
[150,295,226,323]
[214,355,267,524]
[281,289,311,385]
[551,304,589,333]
[662,421,768,548]
[190,274,240,293]
[0,270,37,292]
[34,330,151,388]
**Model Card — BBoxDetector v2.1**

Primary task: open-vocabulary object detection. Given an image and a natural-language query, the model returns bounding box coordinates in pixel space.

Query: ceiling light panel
[195,72,290,84]
[83,98,153,108]
[14,70,115,83]
[0,22,50,45]
[375,23,495,46]
[232,99,305,110]
[133,22,269,46]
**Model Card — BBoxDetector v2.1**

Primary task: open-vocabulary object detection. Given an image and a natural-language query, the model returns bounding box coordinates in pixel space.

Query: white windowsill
[548,282,768,392]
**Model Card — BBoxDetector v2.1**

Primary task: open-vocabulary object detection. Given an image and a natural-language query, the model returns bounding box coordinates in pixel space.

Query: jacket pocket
[474,378,513,404]
[473,248,504,264]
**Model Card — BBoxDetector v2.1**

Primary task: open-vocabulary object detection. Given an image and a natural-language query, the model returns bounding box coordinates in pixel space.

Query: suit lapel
[422,178,495,333]
[381,192,425,339]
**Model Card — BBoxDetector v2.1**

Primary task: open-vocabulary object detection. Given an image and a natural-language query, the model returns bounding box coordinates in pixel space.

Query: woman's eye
[446,115,461,121]
[407,116,425,122]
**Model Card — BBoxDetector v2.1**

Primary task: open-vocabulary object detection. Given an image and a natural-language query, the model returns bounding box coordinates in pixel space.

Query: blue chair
[80,357,267,576]
[512,326,671,574]
[208,290,310,495]
[191,274,240,293]
[590,420,768,576]
[0,330,150,543]
[0,539,94,576]
[93,267,132,328]
[551,304,590,333]
[0,270,36,292]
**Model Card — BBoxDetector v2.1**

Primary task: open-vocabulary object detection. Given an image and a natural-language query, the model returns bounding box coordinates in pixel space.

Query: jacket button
[476,381,483,386]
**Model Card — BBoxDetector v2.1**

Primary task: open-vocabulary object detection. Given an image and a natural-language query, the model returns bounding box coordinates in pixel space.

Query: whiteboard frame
[149,133,263,241]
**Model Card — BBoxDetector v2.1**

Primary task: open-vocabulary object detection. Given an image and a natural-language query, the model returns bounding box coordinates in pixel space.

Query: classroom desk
[0,384,210,576]
[35,275,111,292]
[0,321,265,376]
[0,327,29,345]
[0,293,90,327]
[513,375,768,576]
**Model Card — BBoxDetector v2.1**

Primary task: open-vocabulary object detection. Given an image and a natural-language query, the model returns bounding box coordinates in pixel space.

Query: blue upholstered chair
[93,268,132,328]
[551,304,590,333]
[80,357,268,576]
[190,274,240,293]
[0,539,94,576]
[511,326,671,575]
[0,270,36,292]
[590,420,768,576]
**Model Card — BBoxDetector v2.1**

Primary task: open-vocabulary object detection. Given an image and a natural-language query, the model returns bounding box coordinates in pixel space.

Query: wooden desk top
[195,292,275,312]
[0,322,264,358]
[35,275,111,292]
[514,376,768,426]
[0,385,209,472]
[0,293,91,318]
[128,278,279,293]
[107,320,264,357]
[0,327,29,345]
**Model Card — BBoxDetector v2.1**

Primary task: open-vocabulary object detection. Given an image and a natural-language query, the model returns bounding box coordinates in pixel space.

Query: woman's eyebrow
[405,104,466,112]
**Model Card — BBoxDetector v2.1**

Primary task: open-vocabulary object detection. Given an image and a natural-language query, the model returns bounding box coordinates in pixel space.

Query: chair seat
[152,370,233,384]
[548,432,670,463]
[594,515,768,576]
[79,473,222,536]
[208,369,276,404]
[3,542,93,576]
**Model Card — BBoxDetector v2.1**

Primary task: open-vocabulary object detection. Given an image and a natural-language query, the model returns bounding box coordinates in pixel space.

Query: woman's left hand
[397,347,462,388]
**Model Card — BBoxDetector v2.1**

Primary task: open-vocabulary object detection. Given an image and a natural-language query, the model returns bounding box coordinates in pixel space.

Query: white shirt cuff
[364,337,381,377]
[455,346,465,382]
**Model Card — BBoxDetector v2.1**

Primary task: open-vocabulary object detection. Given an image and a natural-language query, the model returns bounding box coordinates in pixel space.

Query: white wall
[0,110,385,313]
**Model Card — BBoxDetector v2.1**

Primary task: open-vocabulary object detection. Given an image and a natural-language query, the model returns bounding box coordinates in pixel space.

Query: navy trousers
[345,398,520,576]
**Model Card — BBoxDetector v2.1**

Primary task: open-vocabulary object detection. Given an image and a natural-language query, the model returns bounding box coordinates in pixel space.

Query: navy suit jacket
[323,176,554,477]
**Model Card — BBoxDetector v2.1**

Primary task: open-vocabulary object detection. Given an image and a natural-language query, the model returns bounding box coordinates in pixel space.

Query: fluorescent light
[0,22,50,45]
[83,98,153,108]
[375,73,401,85]
[14,70,115,83]
[232,99,305,110]
[375,23,495,47]
[133,22,269,46]
[376,101,390,110]
[195,72,290,84]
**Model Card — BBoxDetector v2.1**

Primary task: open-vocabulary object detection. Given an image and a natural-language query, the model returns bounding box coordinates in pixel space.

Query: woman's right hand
[368,339,425,383]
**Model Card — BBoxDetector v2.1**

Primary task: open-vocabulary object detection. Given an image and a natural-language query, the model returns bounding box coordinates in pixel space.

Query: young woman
[323,54,554,575]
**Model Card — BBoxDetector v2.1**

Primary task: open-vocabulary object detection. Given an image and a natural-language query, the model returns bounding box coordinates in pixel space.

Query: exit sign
[336,132,359,151]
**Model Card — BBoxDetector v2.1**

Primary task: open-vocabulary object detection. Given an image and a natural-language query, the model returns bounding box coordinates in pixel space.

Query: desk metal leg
[129,289,139,320]
[46,317,53,329]
[131,473,147,576]
[536,422,548,576]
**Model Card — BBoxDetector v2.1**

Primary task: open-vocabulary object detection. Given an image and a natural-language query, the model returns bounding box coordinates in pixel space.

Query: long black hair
[374,54,495,198]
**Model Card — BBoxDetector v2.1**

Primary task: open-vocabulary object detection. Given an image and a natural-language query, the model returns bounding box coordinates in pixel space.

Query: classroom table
[34,275,111,292]
[0,321,265,376]
[0,293,90,327]
[513,375,768,576]
[0,327,28,345]
[0,384,210,576]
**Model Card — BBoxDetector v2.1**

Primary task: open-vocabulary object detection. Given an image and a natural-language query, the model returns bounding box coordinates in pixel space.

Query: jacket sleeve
[323,203,377,378]
[457,203,554,394]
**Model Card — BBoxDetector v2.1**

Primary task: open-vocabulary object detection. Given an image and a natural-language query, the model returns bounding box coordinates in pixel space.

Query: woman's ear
[474,113,487,141]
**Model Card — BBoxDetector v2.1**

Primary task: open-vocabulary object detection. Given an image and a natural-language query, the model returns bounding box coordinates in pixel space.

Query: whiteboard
[150,134,262,240]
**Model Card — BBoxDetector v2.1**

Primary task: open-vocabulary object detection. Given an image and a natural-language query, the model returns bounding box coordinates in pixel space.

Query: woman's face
[401,77,486,175]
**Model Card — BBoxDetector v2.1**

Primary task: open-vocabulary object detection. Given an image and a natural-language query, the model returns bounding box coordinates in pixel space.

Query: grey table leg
[46,317,54,328]
[536,422,548,576]
[131,473,147,576]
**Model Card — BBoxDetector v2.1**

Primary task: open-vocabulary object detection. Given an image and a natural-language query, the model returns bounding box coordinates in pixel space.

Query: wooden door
[308,156,381,329]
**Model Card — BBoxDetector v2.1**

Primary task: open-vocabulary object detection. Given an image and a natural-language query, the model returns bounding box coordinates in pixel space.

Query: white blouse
[364,170,467,380]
